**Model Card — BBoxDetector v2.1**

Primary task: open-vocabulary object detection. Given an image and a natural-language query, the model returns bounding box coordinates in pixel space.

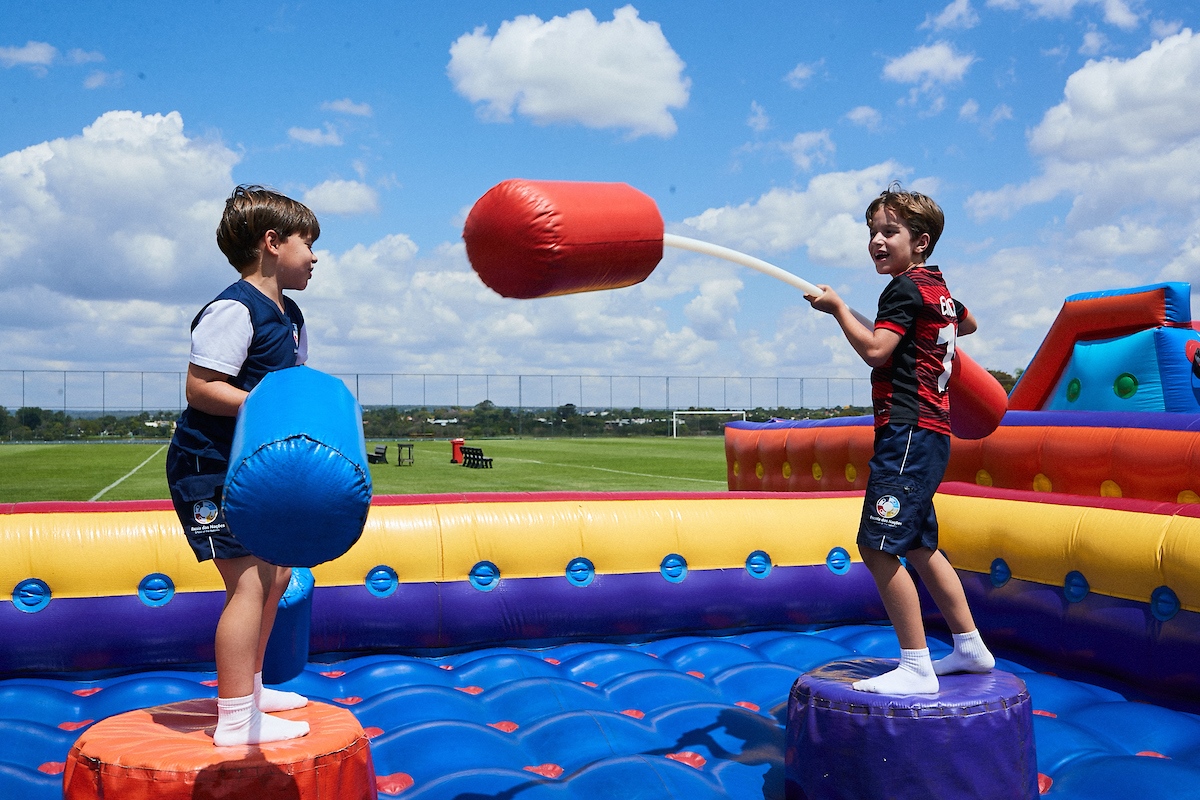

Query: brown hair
[865,182,944,259]
[216,185,320,270]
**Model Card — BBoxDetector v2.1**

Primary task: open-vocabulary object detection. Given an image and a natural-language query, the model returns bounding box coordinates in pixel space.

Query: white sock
[255,671,308,713]
[932,630,996,675]
[213,693,309,747]
[852,648,939,695]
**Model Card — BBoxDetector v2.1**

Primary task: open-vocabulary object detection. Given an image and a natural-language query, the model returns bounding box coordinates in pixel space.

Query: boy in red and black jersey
[807,185,994,695]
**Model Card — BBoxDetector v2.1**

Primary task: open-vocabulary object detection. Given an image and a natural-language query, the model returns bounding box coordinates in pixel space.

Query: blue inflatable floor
[4,625,1200,799]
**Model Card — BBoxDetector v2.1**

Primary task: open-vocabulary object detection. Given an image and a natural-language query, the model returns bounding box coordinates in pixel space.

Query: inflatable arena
[4,282,1200,799]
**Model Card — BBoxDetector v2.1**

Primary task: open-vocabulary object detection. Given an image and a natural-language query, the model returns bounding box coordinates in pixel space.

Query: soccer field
[0,437,731,503]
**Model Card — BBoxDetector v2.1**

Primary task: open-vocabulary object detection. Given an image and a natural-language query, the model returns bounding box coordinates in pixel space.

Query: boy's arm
[959,308,978,336]
[185,363,249,417]
[806,285,901,367]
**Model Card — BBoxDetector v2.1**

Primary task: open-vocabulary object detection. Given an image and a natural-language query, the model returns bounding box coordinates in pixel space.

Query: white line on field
[91,445,167,501]
[505,457,726,484]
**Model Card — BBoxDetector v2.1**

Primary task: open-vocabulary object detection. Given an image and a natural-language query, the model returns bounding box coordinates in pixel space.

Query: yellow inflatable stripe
[0,497,864,598]
[938,493,1200,611]
[0,510,223,597]
[311,497,863,585]
[6,494,1197,614]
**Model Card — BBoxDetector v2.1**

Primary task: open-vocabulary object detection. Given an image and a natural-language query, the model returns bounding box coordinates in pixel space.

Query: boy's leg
[907,548,995,674]
[853,547,938,694]
[212,557,308,746]
[253,565,308,713]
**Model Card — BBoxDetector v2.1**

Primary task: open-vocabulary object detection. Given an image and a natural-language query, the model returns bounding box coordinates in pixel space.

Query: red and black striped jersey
[871,265,965,435]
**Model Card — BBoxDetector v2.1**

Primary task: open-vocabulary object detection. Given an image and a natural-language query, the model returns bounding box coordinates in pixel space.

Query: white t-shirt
[190,299,308,377]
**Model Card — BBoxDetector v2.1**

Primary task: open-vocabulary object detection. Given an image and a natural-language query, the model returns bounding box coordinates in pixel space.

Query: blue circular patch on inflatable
[565,557,595,588]
[660,554,688,584]
[137,573,175,608]
[366,565,398,598]
[1151,585,1180,622]
[745,550,772,579]
[12,578,50,613]
[826,547,852,575]
[469,561,501,592]
[1064,570,1090,603]
[990,558,1012,588]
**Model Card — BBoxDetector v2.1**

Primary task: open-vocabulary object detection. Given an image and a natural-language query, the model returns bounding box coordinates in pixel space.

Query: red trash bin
[450,438,465,464]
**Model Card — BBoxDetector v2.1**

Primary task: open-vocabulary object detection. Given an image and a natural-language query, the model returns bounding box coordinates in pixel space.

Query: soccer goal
[671,410,747,438]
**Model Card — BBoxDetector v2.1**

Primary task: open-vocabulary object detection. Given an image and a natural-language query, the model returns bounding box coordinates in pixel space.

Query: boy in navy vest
[807,185,994,694]
[166,185,319,744]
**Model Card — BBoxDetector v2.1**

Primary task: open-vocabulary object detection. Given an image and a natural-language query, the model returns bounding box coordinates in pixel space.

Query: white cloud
[0,111,245,370]
[785,130,835,171]
[0,110,239,307]
[1079,28,1108,55]
[1151,19,1184,38]
[959,98,981,120]
[0,41,57,71]
[1159,226,1200,283]
[922,0,981,30]
[303,179,379,215]
[447,5,689,138]
[747,101,769,133]
[969,29,1200,225]
[67,49,104,64]
[288,124,343,146]
[680,161,904,266]
[845,106,882,131]
[986,0,1141,29]
[883,41,975,89]
[83,70,121,89]
[785,60,822,89]
[1070,220,1167,256]
[322,98,373,117]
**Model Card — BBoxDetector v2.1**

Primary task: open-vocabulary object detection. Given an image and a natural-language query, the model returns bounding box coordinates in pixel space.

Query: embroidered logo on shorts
[875,495,901,520]
[193,500,219,525]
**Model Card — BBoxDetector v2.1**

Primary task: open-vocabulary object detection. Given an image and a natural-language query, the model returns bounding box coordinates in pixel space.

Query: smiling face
[868,206,930,278]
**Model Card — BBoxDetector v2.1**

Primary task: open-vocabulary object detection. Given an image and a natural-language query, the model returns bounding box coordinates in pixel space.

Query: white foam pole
[663,233,873,328]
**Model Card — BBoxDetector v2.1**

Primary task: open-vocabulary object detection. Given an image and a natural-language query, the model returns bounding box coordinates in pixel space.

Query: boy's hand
[806,284,843,315]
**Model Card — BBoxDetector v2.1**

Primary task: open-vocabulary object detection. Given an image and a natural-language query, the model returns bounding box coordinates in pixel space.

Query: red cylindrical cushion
[62,700,376,800]
[463,179,664,299]
[949,349,1009,440]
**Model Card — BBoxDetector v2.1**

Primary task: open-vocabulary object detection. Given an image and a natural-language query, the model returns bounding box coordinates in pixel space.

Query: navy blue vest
[171,281,304,462]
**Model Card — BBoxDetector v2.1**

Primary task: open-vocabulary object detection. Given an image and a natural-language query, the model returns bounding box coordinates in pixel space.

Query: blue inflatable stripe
[1064,282,1191,323]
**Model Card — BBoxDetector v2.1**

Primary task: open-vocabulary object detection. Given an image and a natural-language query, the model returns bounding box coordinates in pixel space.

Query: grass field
[0,437,730,503]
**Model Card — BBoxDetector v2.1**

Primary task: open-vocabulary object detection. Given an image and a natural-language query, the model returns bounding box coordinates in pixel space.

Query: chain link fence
[0,369,869,415]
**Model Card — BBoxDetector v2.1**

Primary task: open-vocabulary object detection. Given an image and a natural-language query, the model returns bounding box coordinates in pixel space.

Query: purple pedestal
[785,658,1038,800]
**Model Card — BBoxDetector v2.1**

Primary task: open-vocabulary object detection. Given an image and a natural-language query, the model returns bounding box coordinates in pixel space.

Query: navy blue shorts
[858,423,950,556]
[165,444,253,562]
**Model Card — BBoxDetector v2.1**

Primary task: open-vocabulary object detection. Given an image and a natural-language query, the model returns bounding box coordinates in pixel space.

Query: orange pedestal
[62,699,376,800]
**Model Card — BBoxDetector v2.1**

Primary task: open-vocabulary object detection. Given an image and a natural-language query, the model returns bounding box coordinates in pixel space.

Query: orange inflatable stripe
[62,700,376,800]
[1008,287,1173,411]
[726,423,1200,504]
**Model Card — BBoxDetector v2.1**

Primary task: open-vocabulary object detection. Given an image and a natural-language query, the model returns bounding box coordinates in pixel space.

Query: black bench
[367,445,388,464]
[460,445,493,469]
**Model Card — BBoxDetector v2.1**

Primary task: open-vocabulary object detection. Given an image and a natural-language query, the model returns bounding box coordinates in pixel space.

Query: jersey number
[937,323,956,393]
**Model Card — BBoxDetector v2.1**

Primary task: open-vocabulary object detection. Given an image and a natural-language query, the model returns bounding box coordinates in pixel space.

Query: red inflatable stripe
[463,179,664,299]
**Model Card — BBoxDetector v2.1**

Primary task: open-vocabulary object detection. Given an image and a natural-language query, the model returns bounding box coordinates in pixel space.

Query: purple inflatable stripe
[309,564,886,654]
[0,592,223,675]
[929,571,1200,712]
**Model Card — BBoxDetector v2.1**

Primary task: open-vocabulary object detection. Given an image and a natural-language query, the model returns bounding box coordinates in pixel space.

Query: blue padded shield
[224,366,372,567]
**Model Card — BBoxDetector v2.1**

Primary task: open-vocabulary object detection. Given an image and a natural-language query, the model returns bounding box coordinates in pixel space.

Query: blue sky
[2,1,1198,395]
